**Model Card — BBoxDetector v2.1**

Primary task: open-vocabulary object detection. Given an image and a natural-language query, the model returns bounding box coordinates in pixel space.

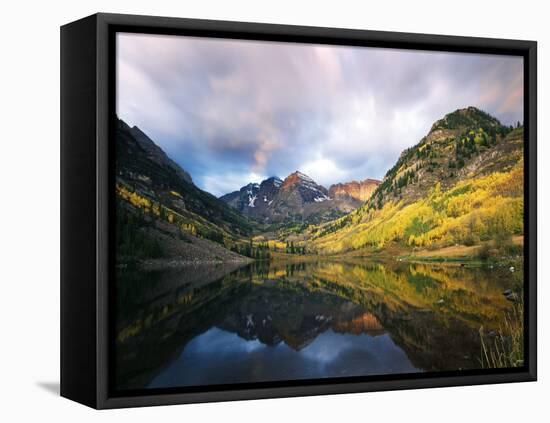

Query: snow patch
[296,171,314,182]
[248,194,257,207]
[314,195,331,202]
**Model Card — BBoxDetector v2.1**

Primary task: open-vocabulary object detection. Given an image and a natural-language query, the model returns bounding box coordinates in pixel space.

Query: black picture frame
[61,12,537,409]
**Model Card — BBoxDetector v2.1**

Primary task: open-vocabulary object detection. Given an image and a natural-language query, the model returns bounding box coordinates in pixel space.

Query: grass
[399,235,524,266]
[479,300,524,369]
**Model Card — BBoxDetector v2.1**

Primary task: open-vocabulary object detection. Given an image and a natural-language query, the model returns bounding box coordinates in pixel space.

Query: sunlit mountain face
[219,171,380,224]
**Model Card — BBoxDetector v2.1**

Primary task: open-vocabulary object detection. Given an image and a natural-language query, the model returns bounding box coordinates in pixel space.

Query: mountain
[367,106,518,210]
[328,178,380,202]
[270,171,332,219]
[219,177,282,214]
[311,107,524,254]
[218,288,383,350]
[220,171,368,224]
[125,124,193,184]
[115,118,257,263]
[279,171,330,203]
[270,171,368,223]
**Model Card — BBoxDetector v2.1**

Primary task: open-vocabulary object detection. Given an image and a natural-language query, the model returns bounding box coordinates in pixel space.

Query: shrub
[478,243,491,261]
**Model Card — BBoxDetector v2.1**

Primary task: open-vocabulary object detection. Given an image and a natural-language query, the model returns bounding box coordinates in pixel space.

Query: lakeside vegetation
[480,300,524,369]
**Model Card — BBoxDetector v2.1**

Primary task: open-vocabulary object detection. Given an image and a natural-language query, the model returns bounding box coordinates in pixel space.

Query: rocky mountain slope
[126,124,193,184]
[220,177,282,215]
[115,118,257,264]
[310,107,524,254]
[221,172,379,224]
[367,107,518,209]
[328,178,380,202]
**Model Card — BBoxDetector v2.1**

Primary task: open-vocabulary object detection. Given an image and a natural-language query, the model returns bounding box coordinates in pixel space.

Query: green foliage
[480,301,524,368]
[117,183,235,247]
[116,203,162,260]
[430,107,503,132]
[231,239,272,260]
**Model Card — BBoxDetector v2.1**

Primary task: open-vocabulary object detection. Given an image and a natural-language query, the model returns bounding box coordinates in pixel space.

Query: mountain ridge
[115,117,259,264]
[115,106,524,264]
[309,107,524,254]
[122,121,193,185]
[220,171,379,224]
[328,178,381,202]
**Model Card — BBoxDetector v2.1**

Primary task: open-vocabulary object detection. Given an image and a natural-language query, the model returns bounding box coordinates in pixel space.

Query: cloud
[202,171,267,198]
[117,33,523,196]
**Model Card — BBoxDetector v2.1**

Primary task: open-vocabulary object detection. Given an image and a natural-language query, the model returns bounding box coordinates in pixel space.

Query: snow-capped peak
[294,171,314,183]
[282,171,327,194]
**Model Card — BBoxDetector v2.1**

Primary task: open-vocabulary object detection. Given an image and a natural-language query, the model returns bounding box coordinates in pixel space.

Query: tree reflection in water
[114,259,518,390]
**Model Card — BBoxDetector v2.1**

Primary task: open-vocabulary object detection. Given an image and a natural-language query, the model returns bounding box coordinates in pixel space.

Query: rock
[435,299,445,305]
[503,289,513,296]
[509,266,515,272]
[505,292,520,302]
[328,179,381,202]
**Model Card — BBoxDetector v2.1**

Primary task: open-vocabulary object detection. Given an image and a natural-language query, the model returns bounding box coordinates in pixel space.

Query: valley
[114,106,526,383]
[115,107,524,269]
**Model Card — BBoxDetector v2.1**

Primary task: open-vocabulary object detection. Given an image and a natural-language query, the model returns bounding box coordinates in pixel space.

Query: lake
[114,259,520,391]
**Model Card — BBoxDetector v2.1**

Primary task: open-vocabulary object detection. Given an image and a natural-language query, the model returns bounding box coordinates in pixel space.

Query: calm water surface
[115,260,520,390]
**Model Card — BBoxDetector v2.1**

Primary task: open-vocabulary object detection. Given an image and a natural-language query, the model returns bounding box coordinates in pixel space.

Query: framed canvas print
[60,13,537,409]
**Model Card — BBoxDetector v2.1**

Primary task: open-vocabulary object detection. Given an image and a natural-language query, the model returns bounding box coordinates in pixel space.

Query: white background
[0,0,546,421]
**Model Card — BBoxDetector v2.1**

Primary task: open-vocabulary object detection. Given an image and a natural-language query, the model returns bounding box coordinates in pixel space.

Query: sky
[116,33,523,197]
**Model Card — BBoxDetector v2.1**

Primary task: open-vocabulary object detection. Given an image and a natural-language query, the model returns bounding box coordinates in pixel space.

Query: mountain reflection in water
[115,260,518,390]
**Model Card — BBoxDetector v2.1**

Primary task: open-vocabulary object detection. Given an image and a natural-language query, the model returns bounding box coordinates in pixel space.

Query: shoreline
[117,257,254,271]
[117,234,524,271]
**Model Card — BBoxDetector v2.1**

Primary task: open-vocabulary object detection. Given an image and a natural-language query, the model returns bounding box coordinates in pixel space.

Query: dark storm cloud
[117,33,523,196]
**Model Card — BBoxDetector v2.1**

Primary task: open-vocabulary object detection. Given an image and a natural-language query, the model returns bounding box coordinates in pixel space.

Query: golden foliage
[314,162,524,253]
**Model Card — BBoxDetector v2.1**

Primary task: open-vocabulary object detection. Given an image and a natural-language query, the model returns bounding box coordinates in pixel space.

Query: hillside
[309,107,524,256]
[115,118,259,264]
